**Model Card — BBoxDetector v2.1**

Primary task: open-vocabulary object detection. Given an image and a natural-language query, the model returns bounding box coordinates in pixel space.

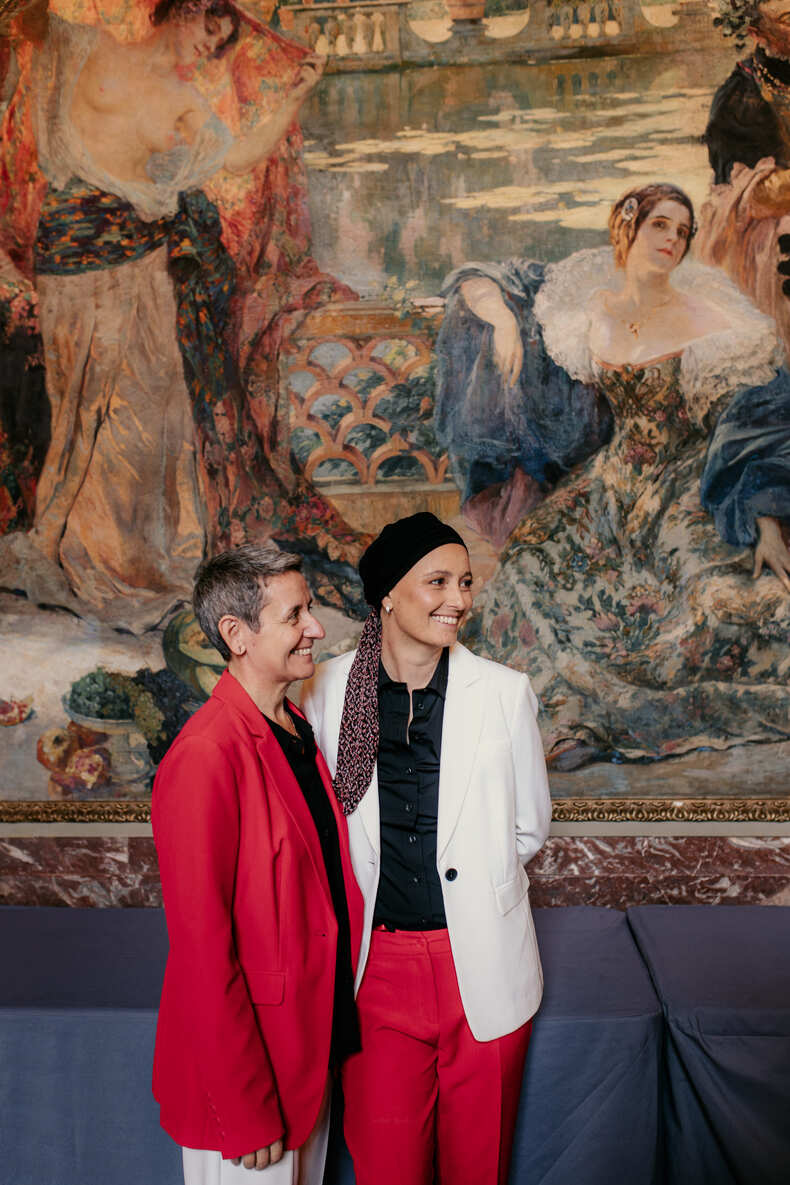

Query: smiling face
[221,570,325,692]
[381,543,474,655]
[626,199,692,275]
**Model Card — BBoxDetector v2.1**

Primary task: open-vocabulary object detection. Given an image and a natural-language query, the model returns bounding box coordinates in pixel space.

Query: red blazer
[151,669,363,1158]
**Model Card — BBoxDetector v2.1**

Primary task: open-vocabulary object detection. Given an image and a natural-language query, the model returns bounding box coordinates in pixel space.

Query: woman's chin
[429,620,462,643]
[288,653,315,679]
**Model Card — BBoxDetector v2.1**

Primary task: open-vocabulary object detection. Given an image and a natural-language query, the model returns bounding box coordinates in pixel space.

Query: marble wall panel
[0,837,162,907]
[528,837,790,907]
[1,835,789,909]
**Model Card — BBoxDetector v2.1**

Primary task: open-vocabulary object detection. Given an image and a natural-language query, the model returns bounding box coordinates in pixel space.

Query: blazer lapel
[437,644,484,860]
[213,672,333,909]
[254,729,334,911]
[355,764,381,859]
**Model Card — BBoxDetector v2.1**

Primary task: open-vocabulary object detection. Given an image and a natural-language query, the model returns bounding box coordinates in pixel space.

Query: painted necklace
[624,294,673,338]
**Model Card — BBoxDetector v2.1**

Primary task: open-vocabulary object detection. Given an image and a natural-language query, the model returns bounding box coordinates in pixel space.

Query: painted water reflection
[302,49,737,295]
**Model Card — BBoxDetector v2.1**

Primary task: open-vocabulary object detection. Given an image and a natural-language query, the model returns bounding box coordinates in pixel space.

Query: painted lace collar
[533,246,782,423]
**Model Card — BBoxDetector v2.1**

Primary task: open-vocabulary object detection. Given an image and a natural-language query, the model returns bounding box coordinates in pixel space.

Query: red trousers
[342,928,531,1185]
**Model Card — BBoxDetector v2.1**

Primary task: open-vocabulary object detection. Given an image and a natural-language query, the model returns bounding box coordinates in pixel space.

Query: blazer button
[445,868,458,881]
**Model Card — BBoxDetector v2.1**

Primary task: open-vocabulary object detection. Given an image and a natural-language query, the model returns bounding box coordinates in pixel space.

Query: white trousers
[182,1087,331,1185]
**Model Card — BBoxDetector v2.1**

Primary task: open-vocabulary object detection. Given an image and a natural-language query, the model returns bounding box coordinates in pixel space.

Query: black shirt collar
[264,702,317,757]
[378,646,449,699]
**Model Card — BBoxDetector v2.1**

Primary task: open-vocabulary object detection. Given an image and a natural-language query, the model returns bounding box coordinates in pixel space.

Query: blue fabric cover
[0,907,178,1185]
[12,905,786,1185]
[511,907,662,1185]
[627,905,790,1185]
[1,905,659,1185]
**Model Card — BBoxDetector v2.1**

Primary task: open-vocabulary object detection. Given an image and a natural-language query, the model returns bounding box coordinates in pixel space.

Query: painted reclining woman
[436,183,790,767]
[0,0,366,631]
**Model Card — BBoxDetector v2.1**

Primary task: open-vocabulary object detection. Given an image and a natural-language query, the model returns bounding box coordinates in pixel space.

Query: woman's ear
[218,614,245,658]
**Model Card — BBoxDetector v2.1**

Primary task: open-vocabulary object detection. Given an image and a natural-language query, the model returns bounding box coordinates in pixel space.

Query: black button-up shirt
[373,648,449,931]
[265,706,360,1067]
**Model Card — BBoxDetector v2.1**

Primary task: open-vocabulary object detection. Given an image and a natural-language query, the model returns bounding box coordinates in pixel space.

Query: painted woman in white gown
[436,183,790,767]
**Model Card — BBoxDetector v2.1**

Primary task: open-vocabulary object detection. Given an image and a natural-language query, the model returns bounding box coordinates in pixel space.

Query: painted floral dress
[459,248,790,759]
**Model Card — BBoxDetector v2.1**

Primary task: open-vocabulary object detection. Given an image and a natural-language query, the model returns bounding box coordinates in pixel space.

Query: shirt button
[408,835,417,845]
[445,868,458,881]
[406,767,414,775]
[405,803,413,813]
[413,876,421,885]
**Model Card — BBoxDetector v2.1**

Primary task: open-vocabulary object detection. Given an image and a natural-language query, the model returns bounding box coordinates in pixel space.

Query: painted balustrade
[280,299,459,532]
[277,0,716,72]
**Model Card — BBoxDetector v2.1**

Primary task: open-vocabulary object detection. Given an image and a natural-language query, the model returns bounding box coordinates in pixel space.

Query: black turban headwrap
[334,513,469,814]
[358,511,468,608]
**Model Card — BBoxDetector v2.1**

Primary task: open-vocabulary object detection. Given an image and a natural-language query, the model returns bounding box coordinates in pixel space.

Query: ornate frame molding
[1,796,789,824]
[550,798,790,822]
[0,800,152,823]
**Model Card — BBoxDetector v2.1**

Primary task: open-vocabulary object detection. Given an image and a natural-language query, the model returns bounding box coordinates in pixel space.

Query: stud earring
[384,604,392,614]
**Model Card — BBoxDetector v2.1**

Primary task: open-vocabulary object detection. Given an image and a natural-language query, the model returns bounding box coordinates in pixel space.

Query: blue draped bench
[2,904,787,1184]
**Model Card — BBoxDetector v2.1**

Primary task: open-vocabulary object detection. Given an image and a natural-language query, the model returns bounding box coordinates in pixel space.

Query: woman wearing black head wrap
[301,512,551,1185]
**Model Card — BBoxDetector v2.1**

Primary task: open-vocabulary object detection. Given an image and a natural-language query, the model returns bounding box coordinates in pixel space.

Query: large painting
[0,0,788,819]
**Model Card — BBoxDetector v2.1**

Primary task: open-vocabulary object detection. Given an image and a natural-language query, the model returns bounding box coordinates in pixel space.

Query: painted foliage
[0,0,788,804]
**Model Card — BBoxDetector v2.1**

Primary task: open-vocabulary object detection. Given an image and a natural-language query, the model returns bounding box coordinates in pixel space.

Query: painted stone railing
[282,299,458,533]
[280,0,410,66]
[278,0,718,73]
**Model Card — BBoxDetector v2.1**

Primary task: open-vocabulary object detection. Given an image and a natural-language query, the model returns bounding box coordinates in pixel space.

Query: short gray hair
[193,544,303,662]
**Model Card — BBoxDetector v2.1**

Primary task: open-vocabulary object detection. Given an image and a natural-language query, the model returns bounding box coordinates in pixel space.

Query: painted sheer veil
[0,0,353,409]
[4,0,279,237]
[0,0,367,613]
[1,0,330,324]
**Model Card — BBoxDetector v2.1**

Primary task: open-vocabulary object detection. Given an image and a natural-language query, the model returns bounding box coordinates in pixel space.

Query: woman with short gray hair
[152,542,363,1185]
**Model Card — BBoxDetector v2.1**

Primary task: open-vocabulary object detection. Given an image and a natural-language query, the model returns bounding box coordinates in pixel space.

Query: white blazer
[301,642,551,1042]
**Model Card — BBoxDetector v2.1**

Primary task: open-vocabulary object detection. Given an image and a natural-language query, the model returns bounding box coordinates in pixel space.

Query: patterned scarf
[333,610,382,815]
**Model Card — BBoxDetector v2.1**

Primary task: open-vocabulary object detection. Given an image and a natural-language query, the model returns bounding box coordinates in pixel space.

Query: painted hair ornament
[712,0,759,49]
[621,196,639,222]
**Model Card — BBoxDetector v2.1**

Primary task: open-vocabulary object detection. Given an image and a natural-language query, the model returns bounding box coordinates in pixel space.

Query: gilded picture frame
[2,0,790,826]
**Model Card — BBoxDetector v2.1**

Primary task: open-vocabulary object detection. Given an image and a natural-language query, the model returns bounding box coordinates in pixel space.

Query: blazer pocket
[494,868,529,916]
[246,969,286,1005]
